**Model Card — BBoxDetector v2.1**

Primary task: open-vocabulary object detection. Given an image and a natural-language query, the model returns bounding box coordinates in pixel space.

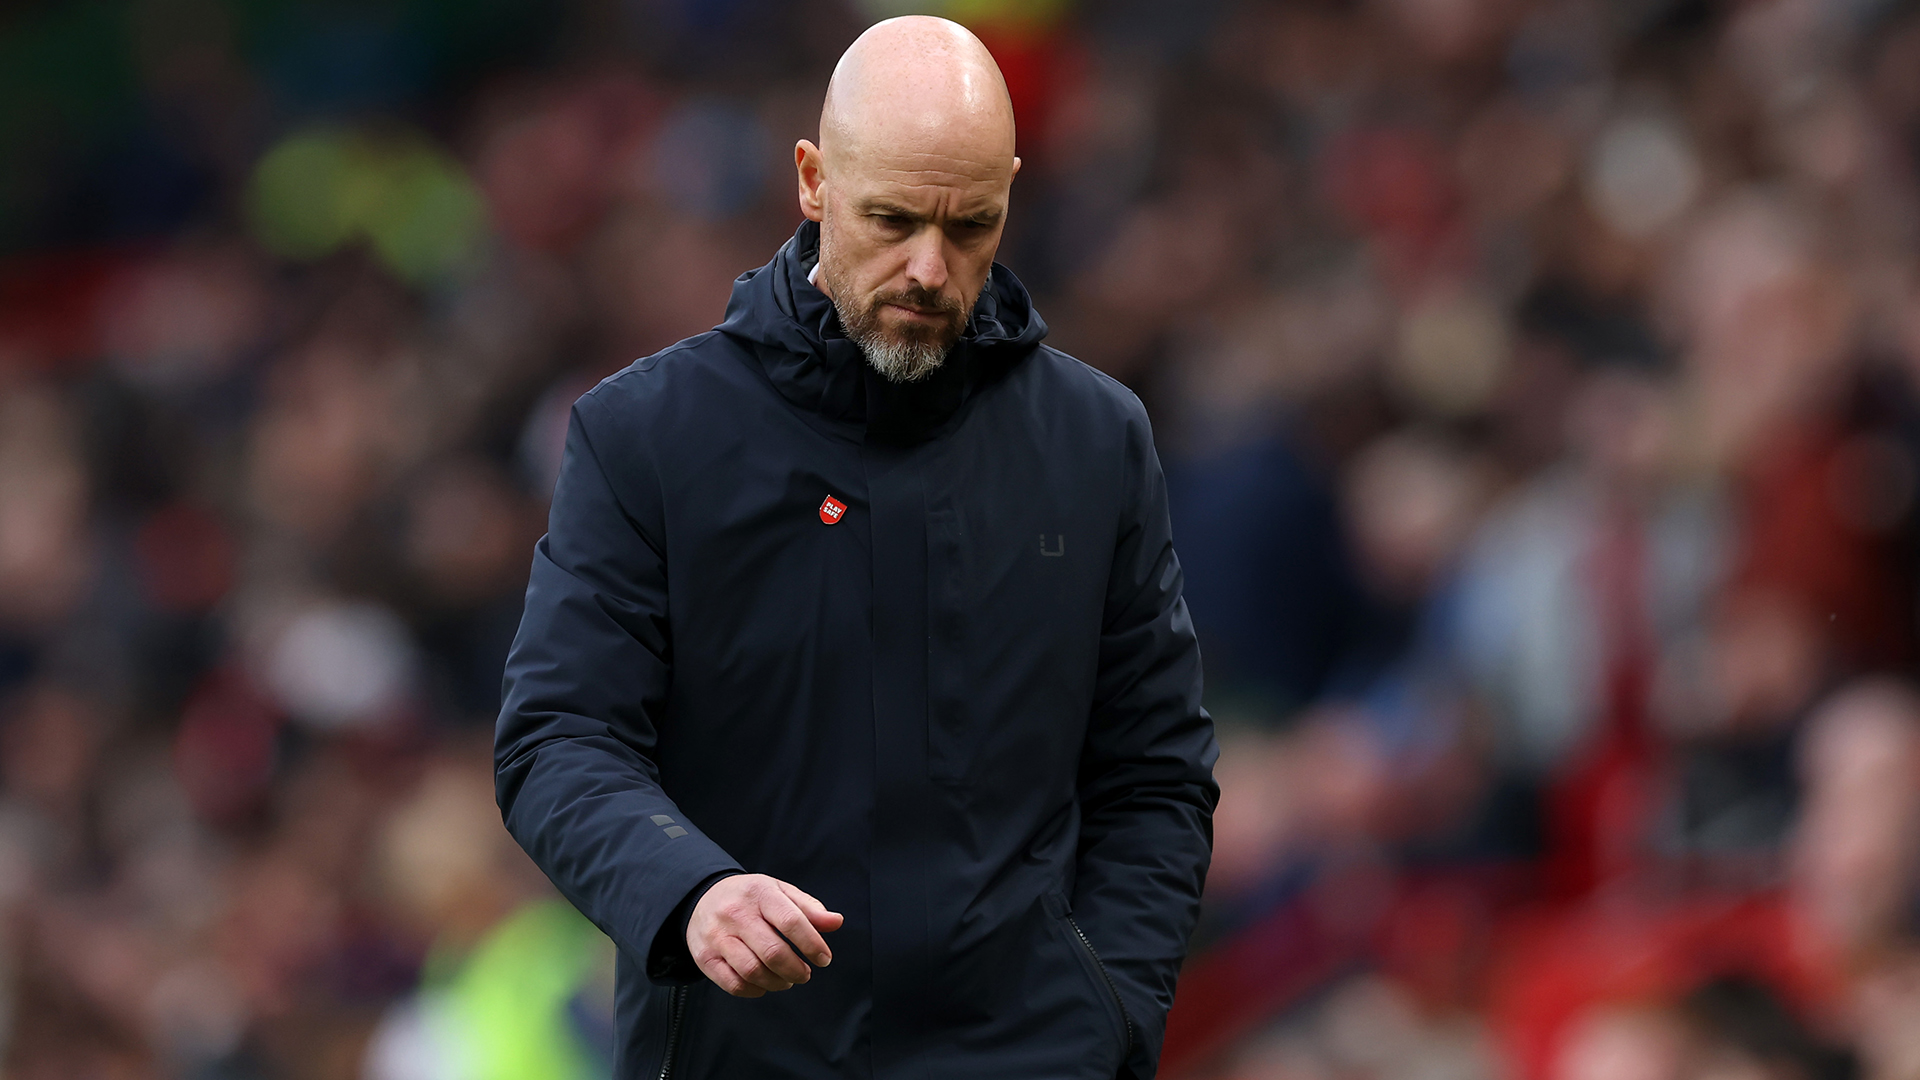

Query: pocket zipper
[657,984,688,1080]
[1066,914,1136,1058]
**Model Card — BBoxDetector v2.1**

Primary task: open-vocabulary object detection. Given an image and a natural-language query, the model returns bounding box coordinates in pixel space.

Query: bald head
[819,17,1016,168]
[795,17,1022,383]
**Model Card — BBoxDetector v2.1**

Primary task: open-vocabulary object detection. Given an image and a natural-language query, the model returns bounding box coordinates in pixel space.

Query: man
[496,16,1218,1079]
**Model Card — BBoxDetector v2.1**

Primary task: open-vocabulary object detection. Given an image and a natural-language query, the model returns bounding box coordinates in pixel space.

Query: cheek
[947,248,996,299]
[947,227,1006,294]
[860,262,914,304]
[821,230,884,295]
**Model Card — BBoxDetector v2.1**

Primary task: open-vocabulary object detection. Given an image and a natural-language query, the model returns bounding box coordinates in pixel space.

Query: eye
[875,213,911,228]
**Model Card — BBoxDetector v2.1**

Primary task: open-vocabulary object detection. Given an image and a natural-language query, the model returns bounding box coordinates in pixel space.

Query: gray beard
[837,310,950,384]
[816,225,963,384]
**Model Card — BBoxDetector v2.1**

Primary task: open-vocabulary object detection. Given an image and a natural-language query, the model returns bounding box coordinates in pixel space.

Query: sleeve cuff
[645,869,744,984]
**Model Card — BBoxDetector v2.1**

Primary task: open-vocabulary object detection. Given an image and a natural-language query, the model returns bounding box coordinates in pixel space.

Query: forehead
[835,143,1013,213]
[830,92,1014,187]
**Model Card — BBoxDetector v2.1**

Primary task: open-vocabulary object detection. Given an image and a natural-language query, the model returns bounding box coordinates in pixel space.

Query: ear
[1011,156,1022,180]
[796,140,827,223]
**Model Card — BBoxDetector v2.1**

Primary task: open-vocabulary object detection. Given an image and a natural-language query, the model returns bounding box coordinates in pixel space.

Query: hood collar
[715,220,1047,444]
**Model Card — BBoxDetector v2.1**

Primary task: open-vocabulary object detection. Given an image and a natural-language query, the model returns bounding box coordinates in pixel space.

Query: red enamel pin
[818,495,847,525]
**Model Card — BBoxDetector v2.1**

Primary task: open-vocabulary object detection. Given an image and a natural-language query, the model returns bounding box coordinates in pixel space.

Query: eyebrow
[854,199,1003,226]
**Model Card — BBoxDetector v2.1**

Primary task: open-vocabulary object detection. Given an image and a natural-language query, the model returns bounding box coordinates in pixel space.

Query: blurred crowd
[5,0,1920,1077]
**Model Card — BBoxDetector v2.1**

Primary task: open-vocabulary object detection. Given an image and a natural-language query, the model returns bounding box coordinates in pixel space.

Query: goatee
[818,261,969,384]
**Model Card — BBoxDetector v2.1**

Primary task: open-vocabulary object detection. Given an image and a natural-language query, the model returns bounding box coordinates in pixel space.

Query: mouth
[882,302,946,322]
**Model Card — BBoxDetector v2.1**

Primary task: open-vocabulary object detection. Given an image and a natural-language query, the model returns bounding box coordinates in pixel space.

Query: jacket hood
[715,219,1047,444]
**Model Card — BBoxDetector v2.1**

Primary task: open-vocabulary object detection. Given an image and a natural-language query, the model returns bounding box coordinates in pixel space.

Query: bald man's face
[796,129,1017,382]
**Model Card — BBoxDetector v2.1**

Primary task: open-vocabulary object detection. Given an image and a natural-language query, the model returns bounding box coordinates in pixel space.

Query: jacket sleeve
[1073,402,1221,1080]
[495,392,743,983]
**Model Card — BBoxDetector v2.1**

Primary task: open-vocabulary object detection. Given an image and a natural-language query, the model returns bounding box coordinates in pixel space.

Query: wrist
[647,869,743,983]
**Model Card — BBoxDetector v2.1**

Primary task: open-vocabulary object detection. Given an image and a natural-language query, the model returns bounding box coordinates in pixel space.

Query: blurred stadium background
[5,0,1920,1076]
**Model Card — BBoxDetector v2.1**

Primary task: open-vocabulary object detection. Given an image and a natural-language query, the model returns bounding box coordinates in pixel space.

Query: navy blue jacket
[496,221,1218,1079]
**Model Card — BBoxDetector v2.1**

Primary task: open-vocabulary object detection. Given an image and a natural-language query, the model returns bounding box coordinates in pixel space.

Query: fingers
[777,881,846,936]
[767,886,835,966]
[737,913,814,985]
[719,933,797,993]
[687,874,845,998]
[696,950,764,998]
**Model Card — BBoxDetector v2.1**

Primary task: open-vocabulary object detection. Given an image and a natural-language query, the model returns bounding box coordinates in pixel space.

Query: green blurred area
[414,900,615,1080]
[247,125,487,284]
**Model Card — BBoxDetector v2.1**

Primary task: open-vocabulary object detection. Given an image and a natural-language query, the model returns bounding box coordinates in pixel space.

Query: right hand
[687,874,844,997]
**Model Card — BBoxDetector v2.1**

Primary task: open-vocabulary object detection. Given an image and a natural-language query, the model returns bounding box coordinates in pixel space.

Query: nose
[902,227,950,295]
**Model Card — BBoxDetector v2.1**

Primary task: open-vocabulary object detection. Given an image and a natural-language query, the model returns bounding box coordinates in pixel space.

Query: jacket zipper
[1065,914,1135,1058]
[657,985,688,1080]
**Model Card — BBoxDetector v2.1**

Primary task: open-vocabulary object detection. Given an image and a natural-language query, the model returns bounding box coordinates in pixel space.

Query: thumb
[778,881,845,932]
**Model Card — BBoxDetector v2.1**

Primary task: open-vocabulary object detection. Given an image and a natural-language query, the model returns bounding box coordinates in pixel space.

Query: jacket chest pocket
[926,508,1090,785]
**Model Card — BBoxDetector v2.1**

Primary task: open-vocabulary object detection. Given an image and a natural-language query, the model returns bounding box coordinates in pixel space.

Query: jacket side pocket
[1044,893,1134,1062]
